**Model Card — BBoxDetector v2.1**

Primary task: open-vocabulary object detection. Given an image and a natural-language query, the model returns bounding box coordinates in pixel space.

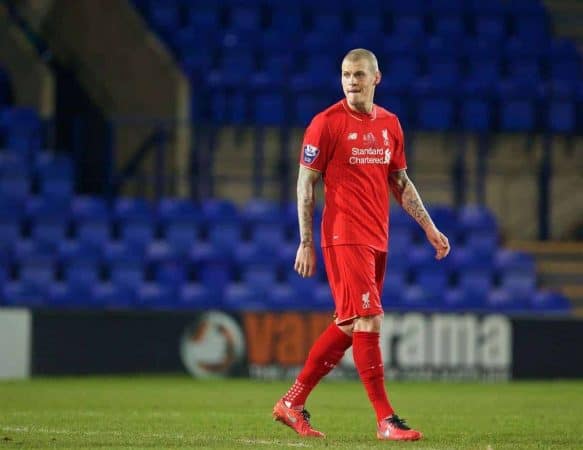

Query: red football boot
[272,399,325,438]
[377,415,423,441]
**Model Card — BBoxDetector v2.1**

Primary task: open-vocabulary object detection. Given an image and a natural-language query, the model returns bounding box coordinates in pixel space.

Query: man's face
[341,58,379,111]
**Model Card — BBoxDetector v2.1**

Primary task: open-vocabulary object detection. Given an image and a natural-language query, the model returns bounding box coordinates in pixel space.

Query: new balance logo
[348,132,358,140]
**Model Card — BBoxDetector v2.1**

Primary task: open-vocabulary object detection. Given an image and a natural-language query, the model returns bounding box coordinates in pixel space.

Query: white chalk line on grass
[0,426,185,440]
[2,427,311,448]
[237,439,310,447]
[5,410,181,418]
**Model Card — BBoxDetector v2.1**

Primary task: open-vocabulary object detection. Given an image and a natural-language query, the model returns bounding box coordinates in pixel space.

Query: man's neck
[347,100,373,114]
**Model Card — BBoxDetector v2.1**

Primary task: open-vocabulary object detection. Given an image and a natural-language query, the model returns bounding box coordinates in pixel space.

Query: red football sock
[352,331,394,422]
[283,322,352,408]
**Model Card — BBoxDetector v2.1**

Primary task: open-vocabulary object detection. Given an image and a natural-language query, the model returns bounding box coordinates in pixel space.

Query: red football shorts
[321,245,387,325]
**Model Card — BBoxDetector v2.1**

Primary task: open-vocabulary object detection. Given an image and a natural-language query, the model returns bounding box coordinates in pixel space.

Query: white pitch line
[237,439,310,447]
[0,426,184,440]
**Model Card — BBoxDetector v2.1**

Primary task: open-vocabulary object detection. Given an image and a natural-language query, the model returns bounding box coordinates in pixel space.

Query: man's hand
[294,242,317,277]
[425,226,450,260]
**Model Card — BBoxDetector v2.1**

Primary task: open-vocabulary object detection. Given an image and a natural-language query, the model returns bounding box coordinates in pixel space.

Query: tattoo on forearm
[297,170,316,245]
[402,181,432,230]
[390,171,434,231]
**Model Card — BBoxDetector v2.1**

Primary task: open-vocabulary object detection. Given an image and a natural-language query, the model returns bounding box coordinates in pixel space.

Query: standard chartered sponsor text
[350,147,390,165]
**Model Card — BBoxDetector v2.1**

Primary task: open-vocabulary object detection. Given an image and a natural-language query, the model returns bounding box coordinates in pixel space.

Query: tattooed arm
[389,169,450,260]
[295,165,321,277]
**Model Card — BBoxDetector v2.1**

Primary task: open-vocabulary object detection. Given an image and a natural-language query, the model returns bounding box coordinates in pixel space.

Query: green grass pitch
[1,376,582,449]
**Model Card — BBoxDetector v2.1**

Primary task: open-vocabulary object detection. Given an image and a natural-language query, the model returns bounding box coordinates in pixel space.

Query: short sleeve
[389,115,407,172]
[299,113,332,173]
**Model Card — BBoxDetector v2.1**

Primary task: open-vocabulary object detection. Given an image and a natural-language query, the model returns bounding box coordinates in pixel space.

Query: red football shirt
[299,98,407,251]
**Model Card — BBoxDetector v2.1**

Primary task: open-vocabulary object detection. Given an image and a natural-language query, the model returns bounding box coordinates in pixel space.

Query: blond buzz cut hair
[342,48,379,73]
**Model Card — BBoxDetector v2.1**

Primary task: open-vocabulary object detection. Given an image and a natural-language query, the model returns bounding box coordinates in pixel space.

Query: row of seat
[2,279,570,314]
[139,0,550,37]
[133,0,583,132]
[201,84,580,131]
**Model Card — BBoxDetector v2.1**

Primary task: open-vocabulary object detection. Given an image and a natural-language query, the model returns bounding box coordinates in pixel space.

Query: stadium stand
[130,0,582,133]
[0,1,579,315]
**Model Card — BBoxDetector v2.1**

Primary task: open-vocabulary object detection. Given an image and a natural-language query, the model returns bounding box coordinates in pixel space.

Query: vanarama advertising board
[241,312,512,381]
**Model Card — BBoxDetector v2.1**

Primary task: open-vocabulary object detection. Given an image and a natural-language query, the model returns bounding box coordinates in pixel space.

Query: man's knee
[353,314,383,332]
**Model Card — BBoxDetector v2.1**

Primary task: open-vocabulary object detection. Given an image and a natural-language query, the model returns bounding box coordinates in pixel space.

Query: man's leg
[273,321,352,437]
[352,314,422,441]
[283,321,352,408]
[352,315,394,421]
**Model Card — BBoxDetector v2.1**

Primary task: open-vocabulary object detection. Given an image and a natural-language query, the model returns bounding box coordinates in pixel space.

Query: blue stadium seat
[382,270,405,309]
[17,252,55,289]
[3,281,48,307]
[254,93,286,125]
[108,253,145,293]
[499,268,537,303]
[285,266,319,302]
[91,282,136,309]
[542,79,578,133]
[432,15,465,39]
[291,52,337,93]
[185,6,220,31]
[311,11,343,35]
[158,199,201,256]
[268,4,303,33]
[148,1,180,32]
[514,16,550,47]
[223,282,267,311]
[118,216,155,251]
[413,77,457,130]
[28,201,70,250]
[292,93,330,127]
[459,204,497,233]
[228,5,261,31]
[63,257,101,292]
[267,284,296,311]
[115,198,155,250]
[407,245,435,271]
[461,98,492,132]
[457,268,493,306]
[414,265,448,303]
[0,107,42,155]
[0,172,29,202]
[47,282,92,309]
[530,290,571,314]
[497,79,539,131]
[34,152,75,200]
[208,222,242,257]
[195,260,232,298]
[381,55,420,89]
[136,282,174,310]
[312,283,334,311]
[464,229,498,260]
[0,199,23,253]
[72,196,112,248]
[473,11,507,42]
[201,198,239,224]
[155,260,187,290]
[351,14,383,34]
[178,283,214,310]
[442,288,476,311]
[400,285,432,311]
[494,249,535,275]
[485,287,527,313]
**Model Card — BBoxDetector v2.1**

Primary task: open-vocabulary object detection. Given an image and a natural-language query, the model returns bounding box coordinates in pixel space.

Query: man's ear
[375,70,382,86]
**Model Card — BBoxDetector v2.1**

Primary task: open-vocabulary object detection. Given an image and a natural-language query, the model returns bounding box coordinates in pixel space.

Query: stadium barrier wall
[0,308,31,379]
[15,309,583,380]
